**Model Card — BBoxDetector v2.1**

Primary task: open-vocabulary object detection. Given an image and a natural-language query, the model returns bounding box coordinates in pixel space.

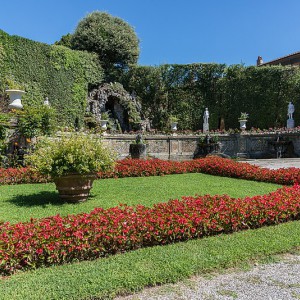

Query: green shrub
[25,134,116,178]
[121,64,300,130]
[15,105,57,138]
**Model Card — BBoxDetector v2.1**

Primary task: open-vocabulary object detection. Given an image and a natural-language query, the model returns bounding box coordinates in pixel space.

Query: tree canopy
[71,11,140,70]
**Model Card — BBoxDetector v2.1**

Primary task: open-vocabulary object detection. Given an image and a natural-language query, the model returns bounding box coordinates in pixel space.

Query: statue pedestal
[203,123,209,132]
[287,119,294,129]
[236,134,249,158]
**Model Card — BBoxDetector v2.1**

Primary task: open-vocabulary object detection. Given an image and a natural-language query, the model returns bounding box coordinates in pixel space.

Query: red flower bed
[1,184,300,275]
[1,157,300,186]
[98,157,300,186]
[0,167,48,185]
[1,157,300,275]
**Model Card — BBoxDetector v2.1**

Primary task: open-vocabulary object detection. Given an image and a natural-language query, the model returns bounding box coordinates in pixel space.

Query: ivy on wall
[1,28,300,132]
[0,30,104,127]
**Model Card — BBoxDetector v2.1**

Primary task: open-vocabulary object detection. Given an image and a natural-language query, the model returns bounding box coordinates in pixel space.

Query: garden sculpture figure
[203,108,210,132]
[203,108,209,124]
[288,102,295,119]
[135,134,143,144]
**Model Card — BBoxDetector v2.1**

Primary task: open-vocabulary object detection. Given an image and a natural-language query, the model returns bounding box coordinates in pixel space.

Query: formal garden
[1,11,300,300]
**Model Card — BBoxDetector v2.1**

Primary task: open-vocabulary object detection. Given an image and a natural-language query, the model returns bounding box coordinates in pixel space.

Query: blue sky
[1,0,300,66]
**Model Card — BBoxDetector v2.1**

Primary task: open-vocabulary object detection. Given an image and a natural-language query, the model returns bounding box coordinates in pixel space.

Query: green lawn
[1,173,289,300]
[1,173,281,223]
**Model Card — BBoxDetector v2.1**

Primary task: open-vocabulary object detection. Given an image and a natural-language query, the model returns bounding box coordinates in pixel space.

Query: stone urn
[129,143,147,159]
[5,89,25,110]
[239,120,247,131]
[171,122,178,132]
[53,173,97,203]
[100,120,108,131]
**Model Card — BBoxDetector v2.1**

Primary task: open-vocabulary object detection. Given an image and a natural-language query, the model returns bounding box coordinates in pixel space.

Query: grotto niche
[87,82,150,132]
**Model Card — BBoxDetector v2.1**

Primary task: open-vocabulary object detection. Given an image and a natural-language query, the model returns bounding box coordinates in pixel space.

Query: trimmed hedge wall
[121,64,300,130]
[1,28,300,131]
[0,30,104,127]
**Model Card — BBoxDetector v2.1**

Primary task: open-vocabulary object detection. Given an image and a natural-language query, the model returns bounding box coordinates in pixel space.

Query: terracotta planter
[53,173,97,203]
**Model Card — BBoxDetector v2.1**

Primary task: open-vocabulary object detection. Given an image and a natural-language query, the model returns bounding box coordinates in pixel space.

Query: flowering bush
[25,134,116,178]
[98,157,300,186]
[0,167,49,185]
[1,184,300,275]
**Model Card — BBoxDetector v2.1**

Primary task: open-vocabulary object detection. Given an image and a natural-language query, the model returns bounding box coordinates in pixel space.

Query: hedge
[121,64,300,130]
[0,29,104,127]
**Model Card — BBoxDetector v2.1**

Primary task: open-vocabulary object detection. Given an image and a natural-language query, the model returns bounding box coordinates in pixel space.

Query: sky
[1,0,300,67]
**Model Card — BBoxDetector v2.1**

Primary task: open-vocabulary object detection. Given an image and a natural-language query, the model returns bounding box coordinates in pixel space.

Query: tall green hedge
[0,30,104,127]
[121,64,300,130]
[1,28,300,131]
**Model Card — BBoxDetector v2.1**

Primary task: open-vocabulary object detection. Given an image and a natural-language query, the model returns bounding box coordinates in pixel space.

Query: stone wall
[103,133,300,160]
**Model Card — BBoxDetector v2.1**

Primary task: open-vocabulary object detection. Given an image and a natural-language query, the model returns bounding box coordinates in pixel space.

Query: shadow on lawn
[8,191,65,207]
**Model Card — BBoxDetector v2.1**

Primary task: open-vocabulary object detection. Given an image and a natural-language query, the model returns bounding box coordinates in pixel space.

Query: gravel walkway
[241,158,300,170]
[116,159,300,300]
[116,254,300,300]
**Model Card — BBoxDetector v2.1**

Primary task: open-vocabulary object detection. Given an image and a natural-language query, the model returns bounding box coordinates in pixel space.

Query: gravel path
[116,159,300,300]
[116,254,300,300]
[242,158,300,170]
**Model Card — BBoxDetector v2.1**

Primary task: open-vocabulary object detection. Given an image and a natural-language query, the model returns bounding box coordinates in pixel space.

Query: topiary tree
[71,11,140,73]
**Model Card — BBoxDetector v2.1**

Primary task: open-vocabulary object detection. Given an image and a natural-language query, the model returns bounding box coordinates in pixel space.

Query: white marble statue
[203,108,209,132]
[288,102,295,119]
[287,102,295,129]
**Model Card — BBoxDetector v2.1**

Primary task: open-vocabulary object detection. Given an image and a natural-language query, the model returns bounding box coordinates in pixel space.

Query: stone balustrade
[102,133,300,160]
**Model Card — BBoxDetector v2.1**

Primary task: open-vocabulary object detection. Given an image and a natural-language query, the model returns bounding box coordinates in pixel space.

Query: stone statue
[203,108,209,123]
[135,134,143,144]
[256,56,263,66]
[288,102,295,119]
[203,108,209,132]
[287,102,295,129]
[43,97,50,106]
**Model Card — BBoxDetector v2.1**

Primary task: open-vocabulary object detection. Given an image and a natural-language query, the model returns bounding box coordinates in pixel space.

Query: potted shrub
[129,134,147,159]
[25,134,116,203]
[238,112,249,131]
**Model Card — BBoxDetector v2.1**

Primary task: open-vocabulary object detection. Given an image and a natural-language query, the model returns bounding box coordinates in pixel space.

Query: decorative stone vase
[129,143,147,159]
[53,173,97,203]
[239,120,247,131]
[5,89,25,110]
[100,120,108,131]
[171,122,178,132]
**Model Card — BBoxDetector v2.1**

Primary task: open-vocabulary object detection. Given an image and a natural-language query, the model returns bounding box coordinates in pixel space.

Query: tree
[54,33,73,48]
[71,11,140,70]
